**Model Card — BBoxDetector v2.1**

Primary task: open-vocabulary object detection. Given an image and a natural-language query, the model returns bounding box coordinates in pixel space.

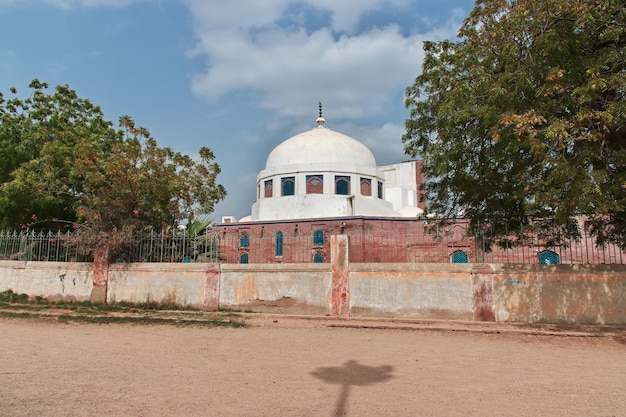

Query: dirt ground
[1,316,625,417]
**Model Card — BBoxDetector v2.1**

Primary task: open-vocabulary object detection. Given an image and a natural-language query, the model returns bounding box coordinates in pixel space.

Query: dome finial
[316,101,325,128]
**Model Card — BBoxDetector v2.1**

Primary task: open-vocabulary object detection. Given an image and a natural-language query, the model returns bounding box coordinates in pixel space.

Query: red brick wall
[217,217,625,265]
[217,217,474,264]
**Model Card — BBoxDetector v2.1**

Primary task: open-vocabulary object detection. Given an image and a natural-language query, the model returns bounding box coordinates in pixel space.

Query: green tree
[0,80,227,280]
[403,0,626,248]
[0,80,116,229]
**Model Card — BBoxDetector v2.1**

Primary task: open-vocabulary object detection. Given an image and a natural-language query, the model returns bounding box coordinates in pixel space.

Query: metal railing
[217,218,625,265]
[348,220,625,264]
[115,230,221,263]
[0,230,220,263]
[0,230,83,262]
[1,221,624,265]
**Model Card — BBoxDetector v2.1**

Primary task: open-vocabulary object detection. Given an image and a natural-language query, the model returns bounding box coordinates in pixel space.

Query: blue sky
[0,0,474,221]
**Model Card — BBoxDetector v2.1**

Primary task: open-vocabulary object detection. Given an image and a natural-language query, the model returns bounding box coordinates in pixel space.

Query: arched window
[239,233,249,247]
[282,177,295,196]
[335,176,350,195]
[377,181,383,199]
[313,252,324,263]
[451,250,468,263]
[360,178,372,196]
[264,180,273,198]
[239,253,249,264]
[539,250,559,264]
[275,231,283,256]
[313,229,324,246]
[306,175,323,194]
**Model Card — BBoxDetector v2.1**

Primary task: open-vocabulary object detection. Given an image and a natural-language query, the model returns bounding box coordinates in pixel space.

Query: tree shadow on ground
[310,360,394,417]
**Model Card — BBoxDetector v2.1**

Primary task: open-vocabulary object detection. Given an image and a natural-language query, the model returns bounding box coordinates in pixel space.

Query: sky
[0,0,474,222]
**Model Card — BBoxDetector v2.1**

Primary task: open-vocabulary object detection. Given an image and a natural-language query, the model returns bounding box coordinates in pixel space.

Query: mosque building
[233,112,425,223]
[214,108,467,264]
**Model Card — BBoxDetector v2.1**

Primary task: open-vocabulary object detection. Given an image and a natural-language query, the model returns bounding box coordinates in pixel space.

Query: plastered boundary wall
[0,261,93,302]
[491,264,626,325]
[0,260,624,325]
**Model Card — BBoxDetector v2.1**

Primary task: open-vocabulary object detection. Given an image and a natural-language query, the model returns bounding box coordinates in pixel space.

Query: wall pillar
[472,264,495,321]
[330,235,350,317]
[91,246,109,303]
[203,264,221,311]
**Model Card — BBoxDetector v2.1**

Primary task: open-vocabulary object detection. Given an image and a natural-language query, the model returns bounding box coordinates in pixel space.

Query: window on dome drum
[313,252,324,263]
[360,178,372,196]
[306,175,323,194]
[377,181,383,199]
[264,180,273,198]
[239,253,249,264]
[451,250,468,263]
[538,250,559,264]
[335,176,350,195]
[275,231,283,256]
[281,177,295,196]
[313,229,324,246]
[239,233,249,248]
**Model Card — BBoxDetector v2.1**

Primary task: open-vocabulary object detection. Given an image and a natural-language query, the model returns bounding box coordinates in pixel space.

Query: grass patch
[0,311,44,319]
[0,290,30,303]
[0,290,246,328]
[56,314,246,328]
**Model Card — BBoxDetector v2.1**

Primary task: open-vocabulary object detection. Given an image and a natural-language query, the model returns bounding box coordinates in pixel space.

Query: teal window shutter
[275,231,283,256]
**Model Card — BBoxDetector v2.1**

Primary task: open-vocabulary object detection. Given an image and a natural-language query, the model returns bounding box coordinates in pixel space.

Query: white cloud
[181,0,293,30]
[186,7,463,120]
[0,0,150,8]
[182,0,411,33]
[3,0,465,124]
[308,0,411,33]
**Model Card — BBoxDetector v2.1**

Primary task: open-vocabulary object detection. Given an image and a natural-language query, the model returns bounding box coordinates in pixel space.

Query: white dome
[265,125,377,170]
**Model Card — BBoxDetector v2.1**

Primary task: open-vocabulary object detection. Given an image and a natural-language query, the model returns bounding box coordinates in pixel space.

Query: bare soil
[1,316,625,417]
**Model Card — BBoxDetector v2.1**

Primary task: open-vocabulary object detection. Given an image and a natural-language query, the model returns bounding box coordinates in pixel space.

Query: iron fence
[1,221,624,265]
[217,218,625,265]
[0,230,84,262]
[115,230,221,263]
[348,220,625,264]
[0,230,220,263]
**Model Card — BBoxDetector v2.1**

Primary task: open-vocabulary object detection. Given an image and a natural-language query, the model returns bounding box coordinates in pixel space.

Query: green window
[539,250,559,264]
[275,231,283,256]
[335,176,350,195]
[282,177,295,196]
[451,250,468,263]
[313,229,324,246]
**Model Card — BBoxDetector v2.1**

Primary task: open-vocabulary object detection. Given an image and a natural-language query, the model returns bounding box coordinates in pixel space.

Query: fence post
[91,245,109,303]
[330,235,350,317]
[203,264,221,311]
[471,264,496,321]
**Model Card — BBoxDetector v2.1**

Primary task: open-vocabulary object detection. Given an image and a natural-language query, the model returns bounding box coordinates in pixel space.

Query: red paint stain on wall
[473,265,495,321]
[203,265,220,311]
[331,236,350,317]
